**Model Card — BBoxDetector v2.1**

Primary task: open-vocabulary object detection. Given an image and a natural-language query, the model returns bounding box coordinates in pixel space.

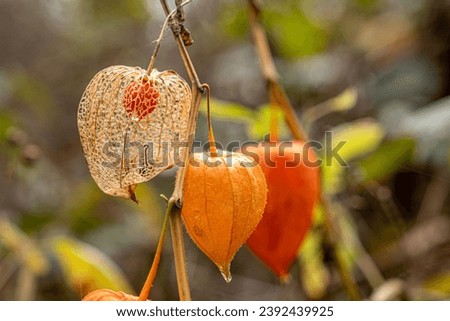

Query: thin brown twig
[147,0,191,73]
[160,0,202,90]
[247,0,306,141]
[247,0,365,300]
[0,255,18,292]
[168,205,191,300]
[321,200,362,300]
[202,83,217,156]
[416,167,449,222]
[157,0,206,301]
[326,200,385,290]
[138,196,171,301]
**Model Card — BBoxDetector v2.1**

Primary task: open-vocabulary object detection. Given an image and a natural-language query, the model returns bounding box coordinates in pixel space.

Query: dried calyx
[181,85,268,282]
[77,66,191,201]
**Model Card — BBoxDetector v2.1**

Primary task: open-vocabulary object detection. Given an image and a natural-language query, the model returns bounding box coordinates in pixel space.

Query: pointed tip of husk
[128,184,139,204]
[219,265,232,283]
[279,273,292,285]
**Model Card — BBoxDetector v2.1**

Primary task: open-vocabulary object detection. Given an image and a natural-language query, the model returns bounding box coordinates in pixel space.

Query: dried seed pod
[82,289,139,301]
[77,66,191,200]
[243,141,320,279]
[181,150,267,282]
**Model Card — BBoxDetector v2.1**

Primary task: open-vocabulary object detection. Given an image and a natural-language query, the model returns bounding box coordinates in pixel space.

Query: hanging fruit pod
[243,141,320,280]
[82,289,139,301]
[77,66,191,201]
[181,150,267,282]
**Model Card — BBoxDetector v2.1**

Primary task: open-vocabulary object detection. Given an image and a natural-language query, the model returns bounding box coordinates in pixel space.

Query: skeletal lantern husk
[77,66,191,200]
[181,150,268,282]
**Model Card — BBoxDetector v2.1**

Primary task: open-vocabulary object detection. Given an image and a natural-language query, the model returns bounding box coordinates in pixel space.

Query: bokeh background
[0,0,449,300]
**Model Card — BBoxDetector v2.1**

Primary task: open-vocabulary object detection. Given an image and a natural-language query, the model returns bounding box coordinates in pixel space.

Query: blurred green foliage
[52,237,134,295]
[261,3,328,58]
[298,209,330,300]
[0,218,49,276]
[88,0,149,22]
[356,138,415,183]
[321,120,385,194]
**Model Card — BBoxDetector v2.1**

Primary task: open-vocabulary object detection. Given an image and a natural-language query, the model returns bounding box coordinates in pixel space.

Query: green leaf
[200,99,291,141]
[200,98,254,123]
[219,2,248,39]
[88,0,148,22]
[354,0,378,10]
[131,183,164,218]
[52,237,133,295]
[0,218,49,276]
[262,5,328,58]
[332,87,358,112]
[333,203,360,273]
[321,119,384,194]
[422,272,450,297]
[298,228,330,299]
[10,71,55,118]
[335,228,357,273]
[247,104,289,140]
[356,137,415,183]
[63,180,104,235]
[0,114,13,142]
[311,203,326,226]
[304,87,358,124]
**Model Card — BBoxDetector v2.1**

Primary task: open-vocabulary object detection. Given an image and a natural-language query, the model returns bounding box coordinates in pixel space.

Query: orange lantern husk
[243,140,320,279]
[82,289,139,301]
[181,150,267,282]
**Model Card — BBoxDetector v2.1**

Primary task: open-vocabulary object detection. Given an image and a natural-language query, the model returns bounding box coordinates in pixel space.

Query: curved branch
[156,0,206,301]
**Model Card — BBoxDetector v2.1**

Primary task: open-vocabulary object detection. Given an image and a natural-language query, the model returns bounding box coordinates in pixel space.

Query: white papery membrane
[77,65,191,200]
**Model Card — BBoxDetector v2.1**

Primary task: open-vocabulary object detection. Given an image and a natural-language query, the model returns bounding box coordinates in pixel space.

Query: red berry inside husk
[124,77,159,120]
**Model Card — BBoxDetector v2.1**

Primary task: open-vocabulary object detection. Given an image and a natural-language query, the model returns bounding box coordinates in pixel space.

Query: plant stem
[15,268,35,301]
[160,0,203,90]
[164,86,202,302]
[147,1,191,74]
[138,198,171,301]
[168,203,191,301]
[158,0,205,301]
[160,0,204,202]
[321,199,362,300]
[172,85,202,202]
[247,0,306,141]
[247,0,362,300]
[202,84,217,156]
